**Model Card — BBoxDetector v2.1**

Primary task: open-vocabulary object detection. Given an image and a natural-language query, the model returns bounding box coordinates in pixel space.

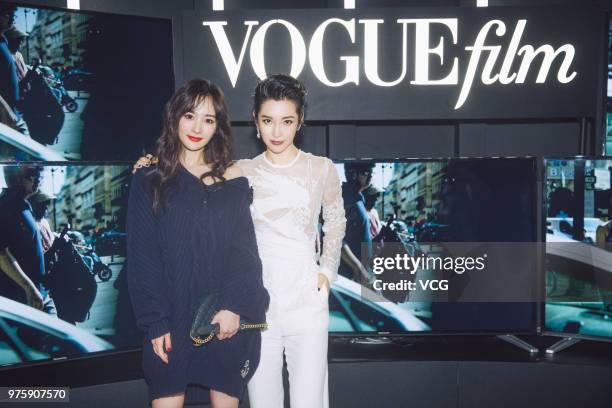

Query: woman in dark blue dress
[127,79,269,408]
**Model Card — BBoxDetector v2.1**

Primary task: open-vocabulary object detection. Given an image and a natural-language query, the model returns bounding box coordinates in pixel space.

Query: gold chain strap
[190,323,268,346]
[191,332,216,347]
[240,323,268,330]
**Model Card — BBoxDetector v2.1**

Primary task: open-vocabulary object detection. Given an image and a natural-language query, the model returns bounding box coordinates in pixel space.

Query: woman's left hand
[211,310,240,340]
[132,154,157,174]
[317,273,330,293]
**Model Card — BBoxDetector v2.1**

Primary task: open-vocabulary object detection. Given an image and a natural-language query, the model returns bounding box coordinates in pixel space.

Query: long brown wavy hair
[149,78,233,214]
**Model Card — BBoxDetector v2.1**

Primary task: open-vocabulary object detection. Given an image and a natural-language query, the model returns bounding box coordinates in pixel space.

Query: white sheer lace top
[237,151,346,282]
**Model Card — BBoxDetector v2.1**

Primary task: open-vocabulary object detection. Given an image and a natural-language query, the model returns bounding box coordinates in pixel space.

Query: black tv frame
[0,161,141,373]
[0,0,176,162]
[329,156,542,339]
[602,13,611,156]
[0,157,542,381]
[542,156,612,345]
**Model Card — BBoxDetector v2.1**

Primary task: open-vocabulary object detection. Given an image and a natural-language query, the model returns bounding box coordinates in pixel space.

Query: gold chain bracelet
[190,323,268,346]
[240,323,268,330]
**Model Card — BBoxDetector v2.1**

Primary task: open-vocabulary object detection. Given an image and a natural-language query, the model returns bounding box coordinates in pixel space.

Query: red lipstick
[188,135,203,142]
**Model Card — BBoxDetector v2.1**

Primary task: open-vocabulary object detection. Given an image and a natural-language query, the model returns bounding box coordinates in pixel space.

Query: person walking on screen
[0,165,57,315]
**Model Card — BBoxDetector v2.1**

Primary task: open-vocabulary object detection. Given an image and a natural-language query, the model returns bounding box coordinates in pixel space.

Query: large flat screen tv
[0,2,174,161]
[0,163,141,369]
[606,15,612,155]
[544,157,612,342]
[329,157,539,336]
[0,157,540,371]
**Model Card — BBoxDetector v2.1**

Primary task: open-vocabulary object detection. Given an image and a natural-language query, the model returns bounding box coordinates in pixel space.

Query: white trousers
[248,237,330,408]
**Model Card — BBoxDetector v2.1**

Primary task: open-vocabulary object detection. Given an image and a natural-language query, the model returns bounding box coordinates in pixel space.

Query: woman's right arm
[126,171,171,341]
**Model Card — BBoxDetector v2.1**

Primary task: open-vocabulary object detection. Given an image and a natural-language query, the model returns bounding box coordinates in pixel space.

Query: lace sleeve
[318,159,346,283]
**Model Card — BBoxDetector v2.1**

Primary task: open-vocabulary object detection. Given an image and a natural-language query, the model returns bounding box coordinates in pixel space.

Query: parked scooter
[56,84,78,113]
[40,66,78,113]
[82,246,113,282]
[66,231,113,282]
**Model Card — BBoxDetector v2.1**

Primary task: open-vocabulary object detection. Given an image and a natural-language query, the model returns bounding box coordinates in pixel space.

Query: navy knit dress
[126,166,269,402]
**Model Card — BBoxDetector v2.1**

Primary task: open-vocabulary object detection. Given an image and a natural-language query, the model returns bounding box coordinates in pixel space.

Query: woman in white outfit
[240,74,345,408]
[134,74,345,407]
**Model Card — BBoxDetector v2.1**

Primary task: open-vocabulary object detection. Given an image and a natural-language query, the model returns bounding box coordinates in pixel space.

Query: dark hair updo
[252,74,307,121]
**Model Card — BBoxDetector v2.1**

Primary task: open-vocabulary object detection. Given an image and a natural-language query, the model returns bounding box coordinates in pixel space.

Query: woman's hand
[151,332,172,364]
[132,154,157,174]
[211,310,240,340]
[317,273,330,293]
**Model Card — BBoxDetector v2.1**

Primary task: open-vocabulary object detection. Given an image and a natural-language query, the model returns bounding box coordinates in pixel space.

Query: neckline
[262,150,302,168]
[178,164,247,187]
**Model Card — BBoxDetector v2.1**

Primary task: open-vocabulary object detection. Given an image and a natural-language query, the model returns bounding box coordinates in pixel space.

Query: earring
[256,129,260,139]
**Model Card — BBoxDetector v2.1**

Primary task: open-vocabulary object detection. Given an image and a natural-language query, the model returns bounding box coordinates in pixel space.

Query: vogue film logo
[202,17,577,109]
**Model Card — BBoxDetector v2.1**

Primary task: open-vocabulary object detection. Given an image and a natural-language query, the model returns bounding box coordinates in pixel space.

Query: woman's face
[177,96,217,153]
[0,11,15,32]
[357,169,373,188]
[22,170,42,196]
[254,99,301,154]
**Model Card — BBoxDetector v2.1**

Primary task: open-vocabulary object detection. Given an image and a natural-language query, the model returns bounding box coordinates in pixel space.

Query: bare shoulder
[234,158,253,169]
[223,163,245,180]
[233,158,257,178]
